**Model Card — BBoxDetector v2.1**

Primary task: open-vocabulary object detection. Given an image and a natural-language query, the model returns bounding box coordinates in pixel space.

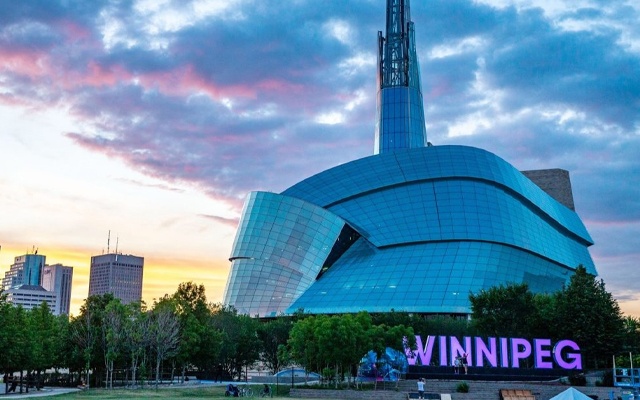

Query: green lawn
[52,386,293,399]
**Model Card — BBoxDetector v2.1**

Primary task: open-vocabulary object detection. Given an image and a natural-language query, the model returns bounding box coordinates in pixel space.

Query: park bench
[500,388,536,400]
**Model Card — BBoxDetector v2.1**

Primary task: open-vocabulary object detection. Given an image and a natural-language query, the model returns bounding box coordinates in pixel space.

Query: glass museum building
[222,0,596,318]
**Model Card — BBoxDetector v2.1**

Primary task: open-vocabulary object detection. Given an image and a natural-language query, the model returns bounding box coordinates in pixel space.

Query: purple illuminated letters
[406,335,582,370]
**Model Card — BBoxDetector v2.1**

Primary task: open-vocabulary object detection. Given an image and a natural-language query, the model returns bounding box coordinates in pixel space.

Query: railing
[614,368,640,388]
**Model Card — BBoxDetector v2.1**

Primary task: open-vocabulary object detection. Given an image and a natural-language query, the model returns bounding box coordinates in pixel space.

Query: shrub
[568,373,587,386]
[600,370,614,387]
[456,381,469,393]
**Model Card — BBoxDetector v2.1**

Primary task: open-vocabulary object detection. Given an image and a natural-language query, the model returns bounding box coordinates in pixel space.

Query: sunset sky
[1,0,638,317]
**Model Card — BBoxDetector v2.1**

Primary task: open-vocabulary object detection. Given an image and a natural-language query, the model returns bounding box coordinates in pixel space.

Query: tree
[9,306,32,387]
[123,303,151,387]
[621,316,640,354]
[167,282,213,380]
[211,305,260,381]
[28,302,58,387]
[70,310,95,388]
[0,291,16,373]
[0,294,32,382]
[288,315,320,375]
[52,314,74,384]
[103,299,127,389]
[257,317,293,374]
[288,312,414,388]
[71,293,116,388]
[469,282,539,337]
[553,266,625,368]
[149,305,180,389]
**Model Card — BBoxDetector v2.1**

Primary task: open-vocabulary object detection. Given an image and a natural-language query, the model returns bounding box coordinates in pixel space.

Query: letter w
[408,335,435,366]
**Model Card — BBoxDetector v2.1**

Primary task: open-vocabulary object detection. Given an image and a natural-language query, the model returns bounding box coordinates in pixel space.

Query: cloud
[198,214,239,228]
[1,0,639,310]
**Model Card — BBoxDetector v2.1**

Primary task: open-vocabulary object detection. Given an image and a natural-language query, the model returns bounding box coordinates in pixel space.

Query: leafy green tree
[288,312,414,387]
[103,299,128,389]
[360,313,414,388]
[424,315,476,337]
[553,266,625,368]
[123,302,151,387]
[371,310,431,336]
[621,316,640,354]
[0,293,32,378]
[167,282,214,380]
[70,293,115,387]
[288,315,320,374]
[52,314,75,382]
[257,317,293,374]
[211,305,260,380]
[8,306,32,384]
[149,304,180,389]
[529,293,556,338]
[28,302,58,386]
[469,282,539,337]
[313,314,362,386]
[0,291,15,373]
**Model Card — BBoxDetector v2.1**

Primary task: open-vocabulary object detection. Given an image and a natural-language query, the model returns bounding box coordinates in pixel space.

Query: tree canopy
[469,266,627,368]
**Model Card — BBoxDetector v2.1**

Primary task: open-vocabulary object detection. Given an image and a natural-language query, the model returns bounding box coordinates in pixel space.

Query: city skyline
[1,0,639,317]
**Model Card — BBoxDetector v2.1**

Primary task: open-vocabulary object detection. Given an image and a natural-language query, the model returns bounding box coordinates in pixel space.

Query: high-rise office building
[1,253,74,316]
[223,0,596,317]
[41,263,74,315]
[2,253,46,291]
[88,253,144,304]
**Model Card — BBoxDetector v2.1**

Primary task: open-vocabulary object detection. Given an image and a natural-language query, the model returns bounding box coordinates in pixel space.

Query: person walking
[417,378,425,399]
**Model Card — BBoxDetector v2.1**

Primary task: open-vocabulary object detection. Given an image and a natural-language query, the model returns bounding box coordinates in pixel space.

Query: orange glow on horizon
[6,244,639,319]
[1,243,231,317]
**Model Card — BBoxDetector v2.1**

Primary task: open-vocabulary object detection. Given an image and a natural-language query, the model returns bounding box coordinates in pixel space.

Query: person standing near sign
[454,355,462,374]
[417,378,425,399]
[462,352,469,374]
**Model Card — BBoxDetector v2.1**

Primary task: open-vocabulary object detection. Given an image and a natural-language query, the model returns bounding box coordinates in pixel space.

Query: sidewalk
[1,387,81,398]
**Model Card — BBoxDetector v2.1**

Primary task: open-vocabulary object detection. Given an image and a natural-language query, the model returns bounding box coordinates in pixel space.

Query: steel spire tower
[374,0,427,154]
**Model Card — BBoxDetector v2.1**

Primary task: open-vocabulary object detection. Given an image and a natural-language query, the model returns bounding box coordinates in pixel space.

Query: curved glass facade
[222,1,596,317]
[375,87,427,153]
[223,192,352,317]
[223,145,596,317]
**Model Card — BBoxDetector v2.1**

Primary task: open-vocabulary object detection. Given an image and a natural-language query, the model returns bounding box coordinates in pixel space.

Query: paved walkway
[1,387,81,398]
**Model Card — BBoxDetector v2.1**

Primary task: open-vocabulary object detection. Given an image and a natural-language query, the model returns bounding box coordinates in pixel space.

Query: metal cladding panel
[223,191,347,317]
[286,239,574,315]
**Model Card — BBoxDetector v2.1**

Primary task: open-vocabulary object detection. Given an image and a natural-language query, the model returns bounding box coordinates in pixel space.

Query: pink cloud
[0,49,50,78]
[137,65,257,100]
[427,79,453,99]
[256,78,305,94]
[61,61,132,88]
[56,19,93,43]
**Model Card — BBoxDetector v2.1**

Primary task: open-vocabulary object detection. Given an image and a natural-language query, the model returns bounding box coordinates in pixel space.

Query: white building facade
[5,285,57,312]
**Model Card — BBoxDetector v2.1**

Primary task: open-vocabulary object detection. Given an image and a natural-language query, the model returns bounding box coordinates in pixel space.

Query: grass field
[50,385,322,400]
